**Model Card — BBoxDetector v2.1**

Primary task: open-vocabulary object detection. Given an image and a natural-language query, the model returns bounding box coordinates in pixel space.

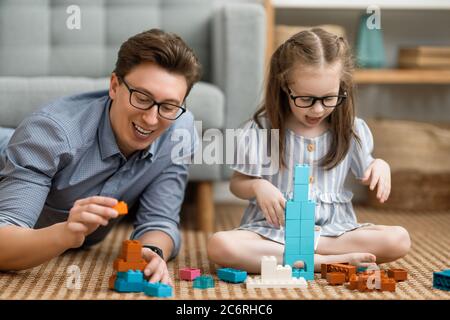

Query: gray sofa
[0,0,266,232]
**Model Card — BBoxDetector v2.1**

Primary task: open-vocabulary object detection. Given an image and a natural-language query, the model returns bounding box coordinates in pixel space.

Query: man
[0,29,201,286]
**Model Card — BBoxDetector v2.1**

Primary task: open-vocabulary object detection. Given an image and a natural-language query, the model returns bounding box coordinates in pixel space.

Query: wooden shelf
[272,0,450,10]
[354,69,450,84]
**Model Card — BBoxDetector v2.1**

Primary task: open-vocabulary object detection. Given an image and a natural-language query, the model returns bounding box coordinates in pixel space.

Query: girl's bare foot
[294,252,377,272]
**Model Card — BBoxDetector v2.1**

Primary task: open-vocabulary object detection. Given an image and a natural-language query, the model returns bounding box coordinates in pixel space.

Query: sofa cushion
[0,77,224,129]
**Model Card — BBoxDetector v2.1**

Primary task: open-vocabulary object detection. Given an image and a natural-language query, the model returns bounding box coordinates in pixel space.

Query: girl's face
[286,62,342,132]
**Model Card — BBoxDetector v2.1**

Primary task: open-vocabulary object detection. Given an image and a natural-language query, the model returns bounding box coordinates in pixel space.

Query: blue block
[299,254,314,273]
[283,254,302,267]
[433,270,450,291]
[301,201,316,220]
[144,282,172,297]
[294,165,309,185]
[300,219,315,237]
[292,268,314,280]
[297,269,314,281]
[299,237,314,254]
[217,268,247,283]
[285,201,301,220]
[114,278,145,293]
[284,237,300,254]
[285,254,314,273]
[193,275,215,289]
[124,270,144,283]
[285,219,301,237]
[292,268,302,278]
[294,185,309,202]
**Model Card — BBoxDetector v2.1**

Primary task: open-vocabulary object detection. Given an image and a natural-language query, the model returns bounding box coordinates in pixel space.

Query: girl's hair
[253,28,359,170]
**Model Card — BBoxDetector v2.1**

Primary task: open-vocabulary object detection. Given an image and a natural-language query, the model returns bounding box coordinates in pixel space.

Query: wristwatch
[143,245,164,259]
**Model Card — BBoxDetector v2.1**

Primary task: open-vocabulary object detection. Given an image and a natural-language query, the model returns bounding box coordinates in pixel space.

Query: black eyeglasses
[288,87,347,108]
[120,77,186,120]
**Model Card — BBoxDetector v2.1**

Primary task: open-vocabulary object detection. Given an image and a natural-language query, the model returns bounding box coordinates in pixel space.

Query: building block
[114,201,128,215]
[121,270,144,283]
[179,268,201,281]
[299,237,314,254]
[327,263,356,282]
[246,276,307,289]
[109,274,117,290]
[285,237,300,254]
[285,220,301,237]
[327,272,346,285]
[113,258,147,272]
[294,184,309,202]
[300,219,314,237]
[284,164,315,282]
[114,273,146,293]
[294,164,310,185]
[261,256,278,281]
[300,201,316,220]
[119,240,144,263]
[217,268,247,283]
[433,269,450,291]
[143,282,172,298]
[193,275,215,289]
[285,201,301,220]
[387,268,408,282]
[380,278,396,292]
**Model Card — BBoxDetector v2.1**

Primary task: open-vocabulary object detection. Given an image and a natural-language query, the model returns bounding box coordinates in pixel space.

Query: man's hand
[142,247,173,287]
[64,196,119,248]
[252,179,286,228]
[361,159,391,203]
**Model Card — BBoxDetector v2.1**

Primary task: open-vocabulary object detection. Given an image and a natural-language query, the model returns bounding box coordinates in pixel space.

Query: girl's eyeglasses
[288,88,347,108]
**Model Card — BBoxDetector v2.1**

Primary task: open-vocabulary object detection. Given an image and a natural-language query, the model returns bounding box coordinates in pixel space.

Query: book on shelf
[398,46,450,69]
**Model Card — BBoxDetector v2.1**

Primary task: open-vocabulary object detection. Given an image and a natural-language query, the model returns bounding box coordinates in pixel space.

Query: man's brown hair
[114,28,202,98]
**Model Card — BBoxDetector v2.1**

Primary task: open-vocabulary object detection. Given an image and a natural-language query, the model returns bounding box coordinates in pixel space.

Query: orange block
[114,201,128,215]
[120,240,143,261]
[329,263,356,282]
[321,264,329,279]
[109,274,117,290]
[387,268,408,282]
[348,274,358,290]
[380,278,396,292]
[327,272,346,285]
[113,258,147,272]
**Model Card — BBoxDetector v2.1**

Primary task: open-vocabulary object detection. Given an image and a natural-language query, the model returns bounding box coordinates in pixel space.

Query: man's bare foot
[294,252,377,272]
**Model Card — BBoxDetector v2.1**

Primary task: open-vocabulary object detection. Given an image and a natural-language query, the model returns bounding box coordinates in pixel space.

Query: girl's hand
[142,248,173,287]
[361,159,391,203]
[252,179,286,228]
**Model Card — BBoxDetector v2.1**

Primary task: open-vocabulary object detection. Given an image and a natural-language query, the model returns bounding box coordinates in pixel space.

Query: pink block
[179,268,201,281]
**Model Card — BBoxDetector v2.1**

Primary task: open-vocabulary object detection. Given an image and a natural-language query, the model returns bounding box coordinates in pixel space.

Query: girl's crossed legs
[207,225,411,273]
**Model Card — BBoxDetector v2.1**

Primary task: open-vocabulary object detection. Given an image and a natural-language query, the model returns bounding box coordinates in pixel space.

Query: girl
[207,28,411,273]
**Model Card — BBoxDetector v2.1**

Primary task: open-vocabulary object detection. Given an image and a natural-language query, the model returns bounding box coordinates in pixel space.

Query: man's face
[109,62,188,158]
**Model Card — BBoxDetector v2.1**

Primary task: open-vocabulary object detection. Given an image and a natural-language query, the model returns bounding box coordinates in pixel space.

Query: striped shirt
[230,117,374,243]
[0,90,198,259]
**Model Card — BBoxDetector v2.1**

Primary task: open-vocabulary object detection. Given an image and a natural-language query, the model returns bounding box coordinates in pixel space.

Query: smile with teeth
[133,122,154,136]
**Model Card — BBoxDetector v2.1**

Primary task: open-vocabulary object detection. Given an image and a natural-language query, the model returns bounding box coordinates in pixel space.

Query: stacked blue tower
[283,164,315,280]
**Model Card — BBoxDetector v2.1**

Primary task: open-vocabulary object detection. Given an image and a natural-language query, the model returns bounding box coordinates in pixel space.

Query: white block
[261,256,278,281]
[275,265,292,280]
[246,276,308,289]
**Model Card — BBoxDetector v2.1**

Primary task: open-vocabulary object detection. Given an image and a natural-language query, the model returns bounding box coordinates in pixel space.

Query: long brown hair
[253,28,359,170]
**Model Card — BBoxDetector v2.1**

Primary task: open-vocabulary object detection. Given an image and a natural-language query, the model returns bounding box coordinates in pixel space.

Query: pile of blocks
[246,256,308,289]
[179,267,216,289]
[283,164,315,280]
[322,263,408,292]
[109,240,172,298]
[433,269,450,291]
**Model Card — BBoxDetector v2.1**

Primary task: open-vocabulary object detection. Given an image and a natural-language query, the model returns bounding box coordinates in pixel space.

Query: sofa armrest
[212,3,266,130]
